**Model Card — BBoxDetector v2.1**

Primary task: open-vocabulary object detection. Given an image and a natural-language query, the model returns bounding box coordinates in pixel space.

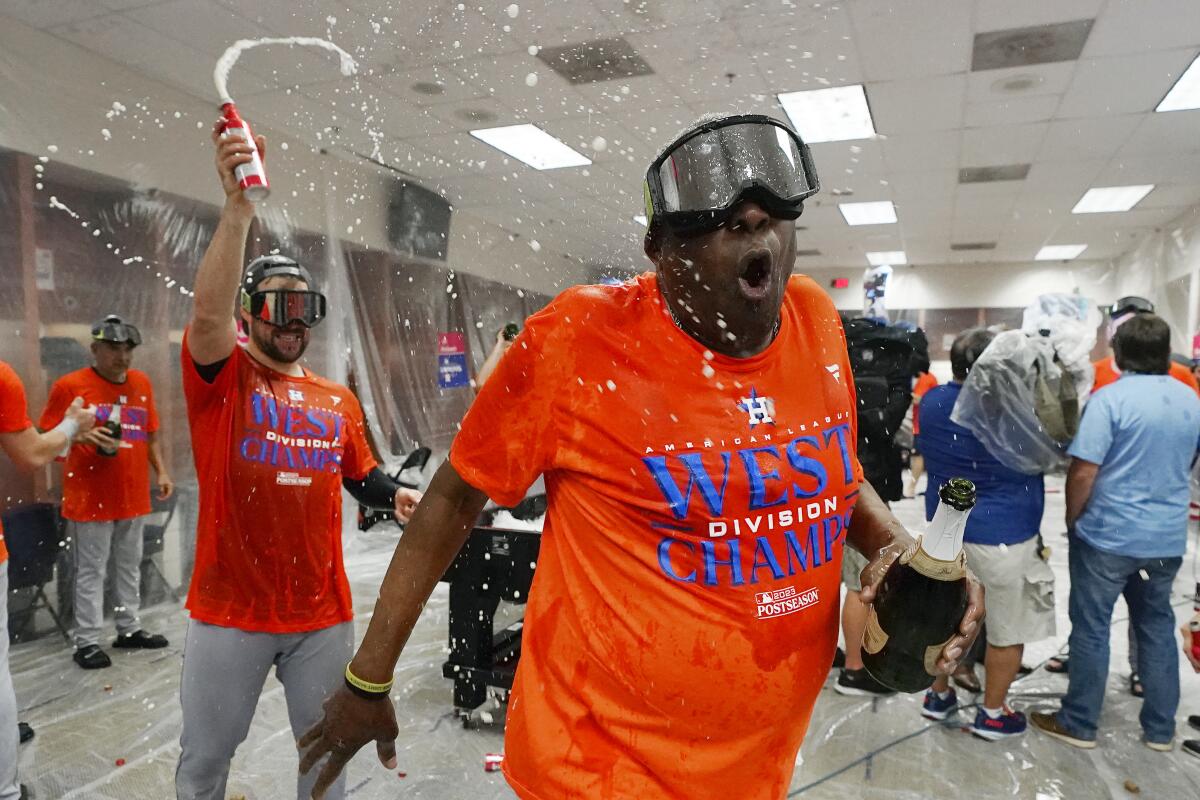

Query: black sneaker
[1189,715,1200,733]
[832,646,846,670]
[18,721,34,744]
[1184,740,1200,759]
[834,668,895,697]
[113,630,168,649]
[73,644,112,670]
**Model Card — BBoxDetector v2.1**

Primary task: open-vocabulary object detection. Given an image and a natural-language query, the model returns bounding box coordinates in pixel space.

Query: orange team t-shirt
[38,367,159,522]
[180,331,377,633]
[911,371,938,435]
[0,360,35,565]
[451,273,864,800]
[1092,355,1199,395]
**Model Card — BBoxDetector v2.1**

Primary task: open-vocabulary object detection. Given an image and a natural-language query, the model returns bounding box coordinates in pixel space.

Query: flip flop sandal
[1130,673,1144,698]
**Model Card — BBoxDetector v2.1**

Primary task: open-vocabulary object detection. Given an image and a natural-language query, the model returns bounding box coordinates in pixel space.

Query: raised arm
[299,460,488,798]
[188,122,264,365]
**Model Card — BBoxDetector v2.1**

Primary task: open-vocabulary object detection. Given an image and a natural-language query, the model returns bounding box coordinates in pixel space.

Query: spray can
[1190,616,1200,662]
[219,102,270,202]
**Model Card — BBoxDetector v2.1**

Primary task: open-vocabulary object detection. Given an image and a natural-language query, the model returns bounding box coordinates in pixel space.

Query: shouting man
[300,114,982,800]
[174,123,422,800]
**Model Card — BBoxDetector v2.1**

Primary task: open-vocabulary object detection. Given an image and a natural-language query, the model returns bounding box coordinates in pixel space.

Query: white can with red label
[220,102,270,202]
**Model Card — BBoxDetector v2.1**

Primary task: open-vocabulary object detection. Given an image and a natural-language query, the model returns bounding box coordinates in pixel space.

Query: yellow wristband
[344,663,393,694]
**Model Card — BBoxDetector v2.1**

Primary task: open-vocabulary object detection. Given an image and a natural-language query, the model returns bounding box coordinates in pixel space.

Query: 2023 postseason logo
[754,585,819,620]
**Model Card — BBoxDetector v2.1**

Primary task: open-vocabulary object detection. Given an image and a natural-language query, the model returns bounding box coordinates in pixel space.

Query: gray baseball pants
[174,619,353,800]
[70,517,145,648]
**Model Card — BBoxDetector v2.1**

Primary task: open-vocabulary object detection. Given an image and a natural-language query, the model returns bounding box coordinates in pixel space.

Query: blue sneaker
[921,688,958,720]
[972,706,1027,740]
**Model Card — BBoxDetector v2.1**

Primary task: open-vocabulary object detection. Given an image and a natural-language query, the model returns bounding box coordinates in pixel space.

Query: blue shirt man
[1068,374,1200,558]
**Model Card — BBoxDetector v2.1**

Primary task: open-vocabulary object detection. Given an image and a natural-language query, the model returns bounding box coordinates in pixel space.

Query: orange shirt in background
[911,370,938,435]
[451,273,863,800]
[0,360,35,565]
[1091,355,1200,395]
[181,333,376,633]
[39,367,159,522]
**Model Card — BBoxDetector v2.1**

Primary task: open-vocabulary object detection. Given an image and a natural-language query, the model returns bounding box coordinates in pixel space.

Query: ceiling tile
[1084,0,1200,57]
[880,130,962,172]
[1058,48,1198,118]
[372,63,493,108]
[1023,159,1107,194]
[1117,110,1200,157]
[964,94,1061,127]
[849,0,973,80]
[965,61,1076,103]
[2,0,111,28]
[1037,115,1142,161]
[869,74,966,133]
[1137,184,1200,209]
[974,0,1105,32]
[960,123,1048,167]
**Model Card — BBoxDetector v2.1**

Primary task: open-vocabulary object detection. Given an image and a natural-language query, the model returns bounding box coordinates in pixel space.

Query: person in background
[1033,315,1200,751]
[903,353,937,498]
[0,361,95,800]
[917,328,1055,739]
[474,323,519,390]
[38,315,172,670]
[1181,621,1200,759]
[174,122,422,800]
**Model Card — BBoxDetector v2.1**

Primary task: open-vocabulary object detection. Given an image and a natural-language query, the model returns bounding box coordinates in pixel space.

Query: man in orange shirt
[0,361,95,800]
[173,122,422,800]
[299,115,982,800]
[1093,297,1199,395]
[39,315,173,669]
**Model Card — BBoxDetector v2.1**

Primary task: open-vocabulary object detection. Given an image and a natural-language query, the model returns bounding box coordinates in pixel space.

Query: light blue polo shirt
[1069,374,1200,558]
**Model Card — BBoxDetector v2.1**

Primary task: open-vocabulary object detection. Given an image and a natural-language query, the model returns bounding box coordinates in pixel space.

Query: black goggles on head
[92,317,141,347]
[241,289,327,328]
[644,115,820,234]
[1108,296,1154,318]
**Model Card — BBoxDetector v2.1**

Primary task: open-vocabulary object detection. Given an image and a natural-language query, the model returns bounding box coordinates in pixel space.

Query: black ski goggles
[241,289,327,328]
[91,318,141,347]
[1107,296,1154,318]
[644,115,820,235]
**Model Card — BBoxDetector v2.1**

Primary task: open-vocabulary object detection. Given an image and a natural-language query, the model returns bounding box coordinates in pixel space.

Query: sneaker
[113,630,168,649]
[73,645,112,670]
[921,689,958,720]
[832,646,846,670]
[972,707,1027,740]
[1030,711,1096,749]
[834,668,895,697]
[1189,715,1200,733]
[1183,740,1200,759]
[1143,737,1174,752]
[18,721,34,744]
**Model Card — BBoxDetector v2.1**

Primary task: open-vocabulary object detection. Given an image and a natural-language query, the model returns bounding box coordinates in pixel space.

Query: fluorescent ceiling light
[1072,184,1155,213]
[633,214,648,226]
[1036,244,1087,261]
[1157,53,1200,112]
[469,124,591,170]
[777,85,876,143]
[866,250,906,266]
[839,200,897,226]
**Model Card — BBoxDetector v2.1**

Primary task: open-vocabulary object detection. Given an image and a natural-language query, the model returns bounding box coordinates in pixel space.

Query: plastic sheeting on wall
[1110,208,1200,355]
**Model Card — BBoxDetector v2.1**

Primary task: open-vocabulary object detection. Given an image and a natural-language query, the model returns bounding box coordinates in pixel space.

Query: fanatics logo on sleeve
[825,364,841,383]
[737,388,776,428]
[755,585,819,620]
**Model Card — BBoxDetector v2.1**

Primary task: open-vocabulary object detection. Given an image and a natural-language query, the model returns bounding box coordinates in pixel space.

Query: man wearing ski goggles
[237,255,327,363]
[1093,295,1199,396]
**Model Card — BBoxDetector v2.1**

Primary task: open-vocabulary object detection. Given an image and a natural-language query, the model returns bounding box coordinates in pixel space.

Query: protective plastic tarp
[951,330,1071,475]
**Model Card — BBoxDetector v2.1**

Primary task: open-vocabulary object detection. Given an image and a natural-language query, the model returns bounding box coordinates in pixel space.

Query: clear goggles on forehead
[242,289,327,328]
[92,319,141,346]
[644,115,820,234]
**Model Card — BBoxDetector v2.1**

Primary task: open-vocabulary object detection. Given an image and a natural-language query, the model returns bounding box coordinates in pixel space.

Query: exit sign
[830,277,850,289]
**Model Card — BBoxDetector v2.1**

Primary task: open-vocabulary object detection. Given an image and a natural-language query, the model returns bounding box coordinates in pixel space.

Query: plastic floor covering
[10,478,1200,799]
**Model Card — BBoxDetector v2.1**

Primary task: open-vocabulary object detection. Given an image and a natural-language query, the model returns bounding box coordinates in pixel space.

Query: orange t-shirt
[1091,355,1200,394]
[181,332,376,633]
[911,371,938,435]
[38,367,159,522]
[451,273,863,800]
[0,360,35,565]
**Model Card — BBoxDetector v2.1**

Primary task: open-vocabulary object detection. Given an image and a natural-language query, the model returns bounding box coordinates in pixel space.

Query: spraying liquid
[213,38,358,202]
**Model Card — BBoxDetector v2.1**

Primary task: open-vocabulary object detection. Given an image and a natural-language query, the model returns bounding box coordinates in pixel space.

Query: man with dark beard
[174,123,422,800]
[298,114,983,800]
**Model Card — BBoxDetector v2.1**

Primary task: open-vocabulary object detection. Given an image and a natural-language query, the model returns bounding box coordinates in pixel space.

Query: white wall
[0,16,589,295]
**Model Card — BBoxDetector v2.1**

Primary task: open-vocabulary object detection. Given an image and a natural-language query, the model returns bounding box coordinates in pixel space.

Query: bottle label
[862,606,888,655]
[902,536,967,581]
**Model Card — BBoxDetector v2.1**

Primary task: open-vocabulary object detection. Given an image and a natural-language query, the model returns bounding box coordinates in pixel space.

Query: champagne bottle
[98,404,122,457]
[861,478,976,693]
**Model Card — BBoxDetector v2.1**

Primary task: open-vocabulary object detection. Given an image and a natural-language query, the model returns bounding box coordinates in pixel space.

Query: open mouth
[737,249,774,300]
[273,328,306,349]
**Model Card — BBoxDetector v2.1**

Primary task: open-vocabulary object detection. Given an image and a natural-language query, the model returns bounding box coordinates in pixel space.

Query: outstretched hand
[298,686,400,799]
[858,530,985,675]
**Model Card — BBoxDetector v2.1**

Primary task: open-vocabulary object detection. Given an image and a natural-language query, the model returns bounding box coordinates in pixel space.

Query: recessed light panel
[1157,52,1200,112]
[778,85,876,143]
[1036,244,1087,260]
[1072,185,1155,214]
[470,124,592,170]
[839,201,897,226]
[866,250,906,266]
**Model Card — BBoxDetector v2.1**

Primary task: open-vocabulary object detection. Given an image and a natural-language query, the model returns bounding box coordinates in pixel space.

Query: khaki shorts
[842,546,870,593]
[964,537,1057,648]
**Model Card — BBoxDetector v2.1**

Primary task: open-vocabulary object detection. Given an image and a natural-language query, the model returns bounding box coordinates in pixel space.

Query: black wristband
[344,677,391,701]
